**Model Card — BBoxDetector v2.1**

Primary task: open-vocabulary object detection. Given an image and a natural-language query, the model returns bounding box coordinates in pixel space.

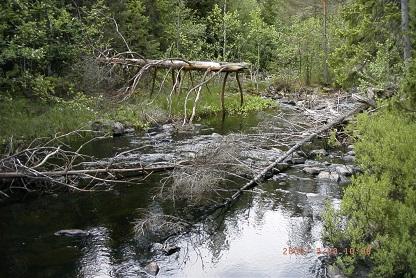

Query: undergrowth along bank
[0,81,276,144]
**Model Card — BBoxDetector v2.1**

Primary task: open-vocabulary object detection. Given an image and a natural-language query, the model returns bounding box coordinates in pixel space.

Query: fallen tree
[97,52,249,116]
[98,57,249,72]
[209,101,371,212]
[0,131,188,197]
[0,162,186,179]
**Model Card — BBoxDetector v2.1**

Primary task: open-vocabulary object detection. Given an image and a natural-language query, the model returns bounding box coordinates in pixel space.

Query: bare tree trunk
[401,0,412,63]
[322,0,330,84]
[223,0,227,60]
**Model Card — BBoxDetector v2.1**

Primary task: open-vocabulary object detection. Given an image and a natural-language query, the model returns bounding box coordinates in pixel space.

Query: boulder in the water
[112,122,125,136]
[163,244,180,256]
[303,167,322,175]
[342,155,355,162]
[54,229,90,237]
[309,149,328,158]
[334,165,354,176]
[144,261,160,276]
[317,171,340,182]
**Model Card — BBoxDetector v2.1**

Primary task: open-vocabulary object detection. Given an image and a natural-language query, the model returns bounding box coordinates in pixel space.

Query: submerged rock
[303,166,322,175]
[346,150,355,156]
[112,122,125,136]
[54,229,90,237]
[342,155,355,162]
[163,244,180,256]
[144,262,160,276]
[334,165,354,176]
[309,149,328,158]
[317,171,340,182]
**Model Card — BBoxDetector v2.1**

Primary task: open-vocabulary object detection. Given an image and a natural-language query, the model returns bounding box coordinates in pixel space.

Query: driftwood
[0,162,187,179]
[210,102,369,211]
[98,57,249,72]
[99,54,247,114]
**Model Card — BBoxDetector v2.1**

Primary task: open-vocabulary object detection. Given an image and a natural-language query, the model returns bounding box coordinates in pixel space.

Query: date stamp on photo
[282,246,372,256]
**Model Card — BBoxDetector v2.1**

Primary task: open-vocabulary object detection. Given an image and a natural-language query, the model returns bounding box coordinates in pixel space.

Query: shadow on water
[0,108,342,277]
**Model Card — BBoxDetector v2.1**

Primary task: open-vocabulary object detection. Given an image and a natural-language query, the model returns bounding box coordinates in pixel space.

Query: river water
[0,109,346,278]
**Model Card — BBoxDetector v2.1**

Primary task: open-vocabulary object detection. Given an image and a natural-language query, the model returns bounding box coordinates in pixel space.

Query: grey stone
[310,149,328,157]
[151,243,164,253]
[163,244,180,256]
[317,171,340,182]
[144,262,160,276]
[112,122,125,136]
[346,150,355,156]
[124,128,135,133]
[335,165,354,176]
[303,167,322,175]
[343,155,355,162]
[162,124,175,133]
[284,154,306,165]
[54,229,90,237]
[140,153,175,164]
[347,145,354,150]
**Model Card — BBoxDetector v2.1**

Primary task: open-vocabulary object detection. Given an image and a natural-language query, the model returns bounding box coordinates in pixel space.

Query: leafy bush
[324,106,416,277]
[0,94,96,142]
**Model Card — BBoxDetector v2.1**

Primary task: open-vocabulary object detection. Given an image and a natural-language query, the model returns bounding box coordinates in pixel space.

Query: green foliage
[0,94,96,142]
[0,0,110,97]
[105,104,147,129]
[244,8,279,71]
[149,82,276,119]
[206,4,242,61]
[329,0,402,88]
[399,58,416,112]
[324,103,416,277]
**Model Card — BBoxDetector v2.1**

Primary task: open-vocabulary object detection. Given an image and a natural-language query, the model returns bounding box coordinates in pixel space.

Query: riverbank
[0,80,275,147]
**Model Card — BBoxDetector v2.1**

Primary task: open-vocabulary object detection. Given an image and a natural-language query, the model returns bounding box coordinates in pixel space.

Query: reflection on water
[0,110,343,278]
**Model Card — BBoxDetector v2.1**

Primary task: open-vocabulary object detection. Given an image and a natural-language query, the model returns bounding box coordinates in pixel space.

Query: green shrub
[324,106,416,277]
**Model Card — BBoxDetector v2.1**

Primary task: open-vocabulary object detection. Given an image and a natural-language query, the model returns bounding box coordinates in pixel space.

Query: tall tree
[322,0,330,84]
[401,0,412,63]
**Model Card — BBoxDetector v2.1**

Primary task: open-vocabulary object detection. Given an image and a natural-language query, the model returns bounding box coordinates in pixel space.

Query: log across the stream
[98,57,249,113]
[0,163,187,179]
[98,57,249,72]
[208,102,369,212]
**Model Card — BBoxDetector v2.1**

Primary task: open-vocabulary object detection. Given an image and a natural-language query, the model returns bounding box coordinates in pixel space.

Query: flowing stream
[0,108,349,278]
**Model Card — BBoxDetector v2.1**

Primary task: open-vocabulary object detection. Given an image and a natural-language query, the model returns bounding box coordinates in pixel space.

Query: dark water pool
[0,110,343,278]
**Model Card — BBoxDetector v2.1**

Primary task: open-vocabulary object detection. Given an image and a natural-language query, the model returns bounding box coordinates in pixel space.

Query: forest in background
[0,0,415,137]
[1,0,416,277]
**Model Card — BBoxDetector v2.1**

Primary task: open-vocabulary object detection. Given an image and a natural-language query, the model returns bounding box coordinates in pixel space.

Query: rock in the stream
[303,167,322,175]
[162,124,175,133]
[144,262,160,276]
[309,149,328,158]
[317,171,340,182]
[112,122,125,136]
[280,98,297,106]
[151,243,164,253]
[163,244,180,256]
[346,150,355,156]
[342,155,355,162]
[124,127,135,134]
[334,165,354,176]
[284,153,306,165]
[54,229,90,237]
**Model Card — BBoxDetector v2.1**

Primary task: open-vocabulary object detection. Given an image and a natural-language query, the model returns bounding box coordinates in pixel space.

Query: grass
[0,79,276,144]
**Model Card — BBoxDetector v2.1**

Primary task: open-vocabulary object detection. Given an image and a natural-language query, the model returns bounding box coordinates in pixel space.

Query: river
[0,107,349,278]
